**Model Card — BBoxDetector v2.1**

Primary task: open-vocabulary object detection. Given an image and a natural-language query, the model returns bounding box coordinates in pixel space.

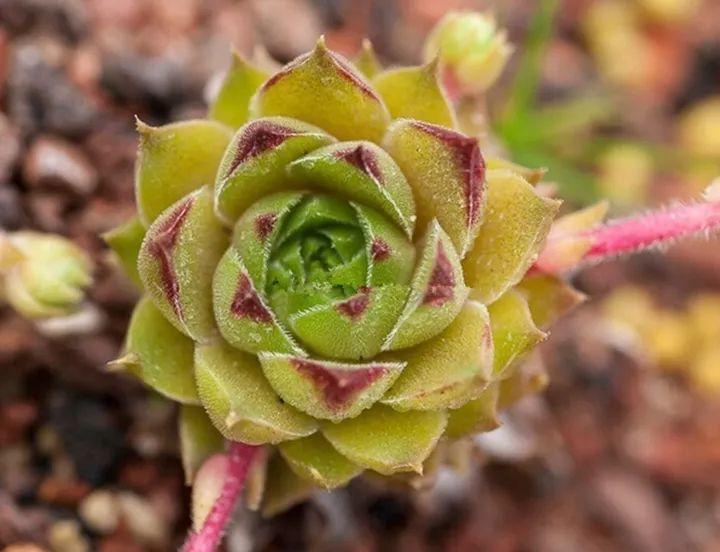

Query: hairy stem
[535,185,720,273]
[182,442,261,552]
[581,196,720,265]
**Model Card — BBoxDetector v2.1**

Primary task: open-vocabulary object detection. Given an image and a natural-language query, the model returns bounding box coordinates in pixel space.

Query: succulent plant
[102,11,720,551]
[0,231,93,319]
[424,11,512,98]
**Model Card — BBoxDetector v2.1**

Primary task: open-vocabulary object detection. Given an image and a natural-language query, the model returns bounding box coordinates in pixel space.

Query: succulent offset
[106,18,588,517]
[0,231,93,319]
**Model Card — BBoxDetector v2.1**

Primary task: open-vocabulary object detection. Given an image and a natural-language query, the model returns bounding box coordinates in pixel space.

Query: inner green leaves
[214,192,414,360]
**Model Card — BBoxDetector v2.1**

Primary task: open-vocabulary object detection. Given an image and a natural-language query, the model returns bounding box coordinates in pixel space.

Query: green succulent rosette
[0,231,93,319]
[106,36,581,516]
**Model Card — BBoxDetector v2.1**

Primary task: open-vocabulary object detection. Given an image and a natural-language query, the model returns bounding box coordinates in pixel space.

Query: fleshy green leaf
[279,433,362,489]
[381,301,493,411]
[444,382,500,438]
[232,191,306,289]
[102,216,145,286]
[179,405,224,485]
[487,289,546,379]
[138,187,228,342]
[383,119,486,256]
[250,38,390,142]
[259,353,404,422]
[373,59,456,128]
[485,157,546,184]
[497,350,548,408]
[353,39,382,79]
[353,203,415,286]
[515,274,585,328]
[135,119,232,225]
[213,248,304,355]
[191,453,227,531]
[261,454,315,517]
[323,404,447,475]
[209,52,268,128]
[383,220,467,351]
[287,141,417,237]
[463,169,560,304]
[194,340,318,445]
[214,117,334,224]
[117,297,199,404]
[288,284,409,360]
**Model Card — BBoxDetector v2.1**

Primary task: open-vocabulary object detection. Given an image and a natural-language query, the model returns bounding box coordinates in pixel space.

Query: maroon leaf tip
[254,213,277,241]
[412,121,485,226]
[290,358,388,409]
[371,238,391,261]
[422,241,455,306]
[335,286,371,320]
[226,121,299,177]
[261,47,378,100]
[336,145,384,186]
[147,196,194,321]
[230,273,272,323]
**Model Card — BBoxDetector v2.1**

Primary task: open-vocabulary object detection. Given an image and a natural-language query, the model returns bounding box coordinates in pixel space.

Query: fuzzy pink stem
[182,442,260,552]
[580,199,720,265]
[534,189,720,274]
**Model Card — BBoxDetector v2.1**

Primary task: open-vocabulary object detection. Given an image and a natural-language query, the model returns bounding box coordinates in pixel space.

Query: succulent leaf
[485,157,546,184]
[463,170,560,304]
[516,274,586,328]
[278,433,362,489]
[287,141,417,236]
[288,284,409,360]
[383,221,467,351]
[194,341,318,445]
[383,119,486,256]
[179,405,225,485]
[322,404,447,475]
[232,191,306,289]
[119,297,199,404]
[214,117,335,224]
[261,454,315,517]
[352,203,415,286]
[259,353,404,422]
[213,247,304,355]
[444,382,500,438]
[138,187,228,342]
[487,289,546,379]
[209,52,269,128]
[191,453,228,532]
[353,39,382,79]
[381,300,493,411]
[135,119,232,225]
[250,38,390,142]
[373,60,456,127]
[103,217,145,287]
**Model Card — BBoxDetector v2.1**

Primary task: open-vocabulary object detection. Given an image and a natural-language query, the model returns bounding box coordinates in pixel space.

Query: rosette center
[264,195,368,326]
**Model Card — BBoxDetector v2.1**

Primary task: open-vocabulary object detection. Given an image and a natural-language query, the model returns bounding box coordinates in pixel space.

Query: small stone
[6,44,95,137]
[0,185,25,230]
[0,113,21,182]
[2,544,47,552]
[116,492,168,548]
[78,490,119,535]
[37,476,90,507]
[0,0,87,43]
[25,192,68,233]
[23,136,98,195]
[47,519,89,552]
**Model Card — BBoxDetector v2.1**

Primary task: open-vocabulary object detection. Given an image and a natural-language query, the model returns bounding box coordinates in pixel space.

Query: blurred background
[1,0,720,550]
